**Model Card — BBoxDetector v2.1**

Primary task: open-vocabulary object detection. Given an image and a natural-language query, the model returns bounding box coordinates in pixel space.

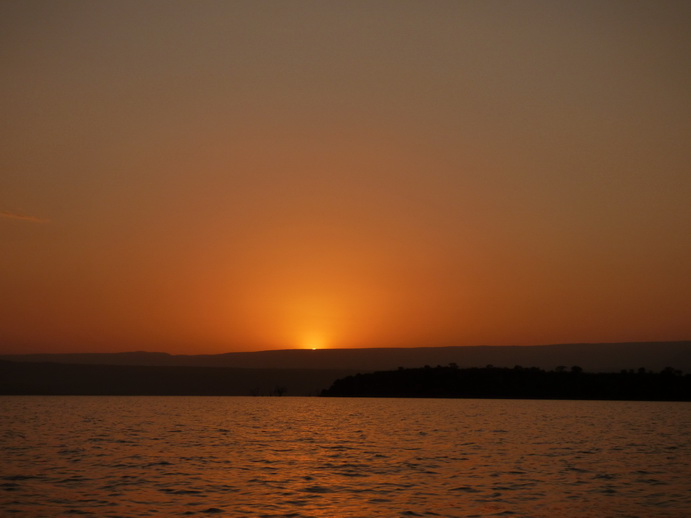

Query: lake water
[1,397,690,517]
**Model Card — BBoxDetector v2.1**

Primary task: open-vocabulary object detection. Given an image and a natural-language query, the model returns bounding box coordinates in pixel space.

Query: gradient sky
[2,1,690,354]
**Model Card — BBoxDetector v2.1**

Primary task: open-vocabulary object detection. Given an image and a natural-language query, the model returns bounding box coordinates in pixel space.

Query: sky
[2,1,690,355]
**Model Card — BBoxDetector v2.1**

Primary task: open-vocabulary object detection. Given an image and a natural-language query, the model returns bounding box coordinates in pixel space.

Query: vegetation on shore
[321,364,691,401]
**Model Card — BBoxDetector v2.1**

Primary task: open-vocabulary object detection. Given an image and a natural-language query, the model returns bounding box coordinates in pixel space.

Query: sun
[301,332,326,351]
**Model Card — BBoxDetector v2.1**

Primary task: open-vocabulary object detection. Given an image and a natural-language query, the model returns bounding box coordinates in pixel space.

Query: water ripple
[1,397,691,517]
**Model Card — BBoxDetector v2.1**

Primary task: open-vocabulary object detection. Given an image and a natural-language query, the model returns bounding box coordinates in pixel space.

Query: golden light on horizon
[279,295,341,352]
[301,332,326,351]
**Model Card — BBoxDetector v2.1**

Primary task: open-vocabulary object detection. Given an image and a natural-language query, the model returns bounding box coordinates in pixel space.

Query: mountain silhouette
[2,341,690,372]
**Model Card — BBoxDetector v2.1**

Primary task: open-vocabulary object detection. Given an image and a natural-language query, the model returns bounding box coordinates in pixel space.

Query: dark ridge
[0,361,359,396]
[321,365,691,401]
[2,341,690,372]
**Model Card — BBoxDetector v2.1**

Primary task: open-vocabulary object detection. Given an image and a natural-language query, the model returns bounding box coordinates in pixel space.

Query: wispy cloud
[0,210,50,223]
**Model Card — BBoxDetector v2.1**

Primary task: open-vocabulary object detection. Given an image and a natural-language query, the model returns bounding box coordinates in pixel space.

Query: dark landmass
[2,341,690,372]
[3,342,690,397]
[0,361,359,396]
[321,365,691,401]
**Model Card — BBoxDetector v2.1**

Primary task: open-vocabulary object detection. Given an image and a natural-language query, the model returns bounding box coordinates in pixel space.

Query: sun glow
[301,332,327,351]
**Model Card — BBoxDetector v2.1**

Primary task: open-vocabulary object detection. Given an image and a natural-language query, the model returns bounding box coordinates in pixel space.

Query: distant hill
[0,361,359,396]
[1,341,690,372]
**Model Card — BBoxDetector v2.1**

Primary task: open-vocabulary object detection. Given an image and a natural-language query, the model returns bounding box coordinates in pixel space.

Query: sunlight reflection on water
[1,396,690,517]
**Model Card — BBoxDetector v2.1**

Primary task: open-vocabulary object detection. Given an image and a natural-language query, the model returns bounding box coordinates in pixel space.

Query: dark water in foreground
[1,397,690,517]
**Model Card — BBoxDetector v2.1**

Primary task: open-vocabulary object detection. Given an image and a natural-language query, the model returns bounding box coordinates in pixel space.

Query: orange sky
[2,1,690,354]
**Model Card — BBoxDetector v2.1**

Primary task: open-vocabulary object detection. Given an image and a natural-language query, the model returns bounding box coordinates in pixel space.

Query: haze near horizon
[2,1,690,355]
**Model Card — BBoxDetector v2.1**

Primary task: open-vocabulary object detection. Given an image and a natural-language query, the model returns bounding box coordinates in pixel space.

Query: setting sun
[301,332,327,351]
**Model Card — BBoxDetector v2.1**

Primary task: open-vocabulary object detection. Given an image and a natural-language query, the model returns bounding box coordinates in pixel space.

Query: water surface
[1,396,690,517]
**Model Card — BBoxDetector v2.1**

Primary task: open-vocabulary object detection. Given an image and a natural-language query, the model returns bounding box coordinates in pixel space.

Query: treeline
[321,365,691,401]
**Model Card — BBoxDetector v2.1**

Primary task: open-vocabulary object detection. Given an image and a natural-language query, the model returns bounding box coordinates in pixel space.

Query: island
[321,365,691,401]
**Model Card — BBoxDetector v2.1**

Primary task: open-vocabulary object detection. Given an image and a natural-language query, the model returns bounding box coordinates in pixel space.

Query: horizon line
[2,339,690,357]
